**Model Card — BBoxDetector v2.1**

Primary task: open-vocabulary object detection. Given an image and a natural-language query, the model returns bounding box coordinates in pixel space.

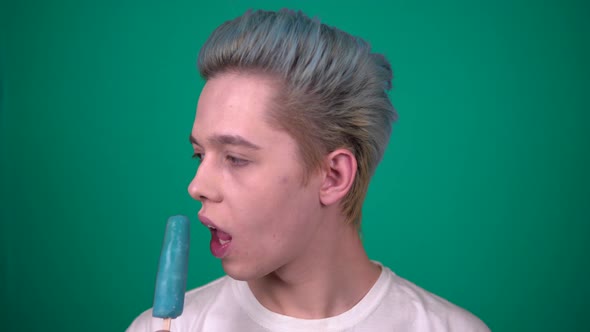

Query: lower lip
[210,229,232,258]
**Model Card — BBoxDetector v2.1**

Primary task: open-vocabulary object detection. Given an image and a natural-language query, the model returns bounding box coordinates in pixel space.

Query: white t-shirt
[127,265,490,331]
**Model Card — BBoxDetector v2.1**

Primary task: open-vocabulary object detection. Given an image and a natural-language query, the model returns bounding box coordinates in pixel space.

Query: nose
[188,157,221,203]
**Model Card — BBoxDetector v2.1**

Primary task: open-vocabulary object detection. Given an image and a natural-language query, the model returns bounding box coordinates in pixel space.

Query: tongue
[216,229,232,241]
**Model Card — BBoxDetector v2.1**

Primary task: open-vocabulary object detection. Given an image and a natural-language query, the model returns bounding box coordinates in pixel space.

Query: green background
[1,0,588,331]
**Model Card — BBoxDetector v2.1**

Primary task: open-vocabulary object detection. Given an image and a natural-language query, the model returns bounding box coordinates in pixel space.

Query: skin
[188,72,381,319]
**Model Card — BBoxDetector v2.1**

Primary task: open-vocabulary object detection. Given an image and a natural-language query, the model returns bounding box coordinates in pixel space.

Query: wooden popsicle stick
[164,318,171,331]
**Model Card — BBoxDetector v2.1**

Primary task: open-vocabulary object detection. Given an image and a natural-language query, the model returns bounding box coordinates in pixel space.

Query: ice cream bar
[152,215,190,319]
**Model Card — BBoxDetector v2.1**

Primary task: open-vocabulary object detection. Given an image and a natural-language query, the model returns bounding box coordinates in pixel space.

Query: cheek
[260,182,319,238]
[226,159,319,230]
[233,174,314,229]
[278,175,290,185]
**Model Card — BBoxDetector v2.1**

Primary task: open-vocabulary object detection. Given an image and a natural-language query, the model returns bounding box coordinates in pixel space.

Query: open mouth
[205,223,233,258]
[207,224,232,245]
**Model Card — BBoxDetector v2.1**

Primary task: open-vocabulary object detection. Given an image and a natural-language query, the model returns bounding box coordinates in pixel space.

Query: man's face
[188,72,324,280]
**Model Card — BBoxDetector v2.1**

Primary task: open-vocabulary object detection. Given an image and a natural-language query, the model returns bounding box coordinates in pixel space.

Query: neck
[247,217,381,319]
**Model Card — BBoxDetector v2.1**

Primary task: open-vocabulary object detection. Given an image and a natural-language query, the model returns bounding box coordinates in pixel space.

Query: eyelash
[192,153,248,167]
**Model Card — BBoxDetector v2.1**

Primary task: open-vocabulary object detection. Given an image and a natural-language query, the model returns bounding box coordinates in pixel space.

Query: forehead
[192,72,286,147]
[198,73,274,116]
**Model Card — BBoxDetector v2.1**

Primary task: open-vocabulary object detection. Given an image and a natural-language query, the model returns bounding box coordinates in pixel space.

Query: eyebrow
[189,134,261,150]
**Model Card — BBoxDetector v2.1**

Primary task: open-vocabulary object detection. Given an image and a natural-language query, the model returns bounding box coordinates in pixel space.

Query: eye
[226,155,248,167]
[192,152,203,161]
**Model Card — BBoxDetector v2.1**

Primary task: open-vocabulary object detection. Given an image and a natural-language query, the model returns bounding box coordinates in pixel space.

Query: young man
[128,9,490,331]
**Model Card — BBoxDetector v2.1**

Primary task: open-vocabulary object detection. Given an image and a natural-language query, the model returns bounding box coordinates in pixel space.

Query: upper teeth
[207,225,216,229]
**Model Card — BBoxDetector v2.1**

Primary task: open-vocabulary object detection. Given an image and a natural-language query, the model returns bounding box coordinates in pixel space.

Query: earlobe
[319,149,357,206]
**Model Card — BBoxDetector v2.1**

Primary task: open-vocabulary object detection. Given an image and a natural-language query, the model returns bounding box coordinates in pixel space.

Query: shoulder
[126,276,231,332]
[383,268,490,331]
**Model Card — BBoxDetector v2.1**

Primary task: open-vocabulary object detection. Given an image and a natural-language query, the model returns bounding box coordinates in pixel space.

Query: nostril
[188,167,221,202]
[188,183,203,201]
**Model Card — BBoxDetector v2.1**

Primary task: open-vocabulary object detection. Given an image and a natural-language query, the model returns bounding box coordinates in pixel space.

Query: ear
[319,148,357,206]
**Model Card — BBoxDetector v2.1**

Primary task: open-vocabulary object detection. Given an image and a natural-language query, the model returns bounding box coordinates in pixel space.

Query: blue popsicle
[152,215,190,319]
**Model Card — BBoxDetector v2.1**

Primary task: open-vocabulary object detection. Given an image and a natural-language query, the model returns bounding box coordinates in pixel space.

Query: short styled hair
[198,9,397,228]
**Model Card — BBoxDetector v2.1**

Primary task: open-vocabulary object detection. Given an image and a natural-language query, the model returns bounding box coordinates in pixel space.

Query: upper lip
[198,214,220,230]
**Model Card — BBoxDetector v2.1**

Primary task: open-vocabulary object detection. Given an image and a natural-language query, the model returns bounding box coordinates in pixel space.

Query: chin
[222,259,261,281]
[221,258,275,281]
